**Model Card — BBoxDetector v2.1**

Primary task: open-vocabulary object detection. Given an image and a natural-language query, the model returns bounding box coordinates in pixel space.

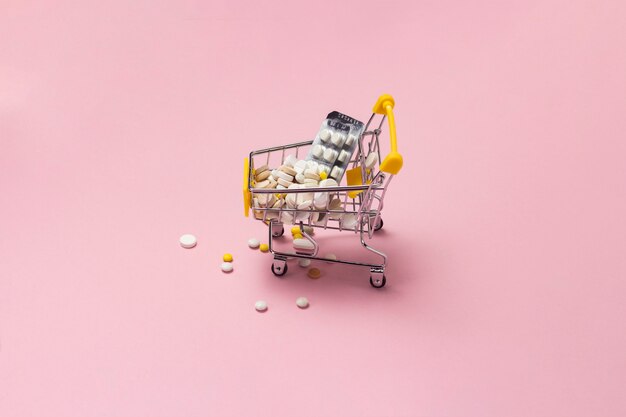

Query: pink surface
[2,1,626,416]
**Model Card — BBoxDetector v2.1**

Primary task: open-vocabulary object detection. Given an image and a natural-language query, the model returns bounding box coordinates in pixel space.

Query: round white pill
[221,262,233,273]
[296,297,309,309]
[255,300,268,312]
[248,238,260,249]
[298,258,311,267]
[179,234,197,248]
[320,129,331,142]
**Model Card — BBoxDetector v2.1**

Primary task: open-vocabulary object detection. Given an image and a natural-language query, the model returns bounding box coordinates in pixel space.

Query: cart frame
[243,95,403,288]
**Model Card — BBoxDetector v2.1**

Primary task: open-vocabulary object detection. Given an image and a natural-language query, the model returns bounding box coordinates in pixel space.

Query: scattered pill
[223,253,233,262]
[221,262,233,273]
[325,253,337,262]
[293,233,303,239]
[307,268,322,279]
[299,258,311,267]
[294,238,315,253]
[259,243,269,252]
[248,238,260,249]
[255,300,268,312]
[179,234,197,248]
[296,297,309,309]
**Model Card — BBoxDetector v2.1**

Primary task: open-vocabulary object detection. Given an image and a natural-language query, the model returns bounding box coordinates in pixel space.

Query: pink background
[2,1,626,416]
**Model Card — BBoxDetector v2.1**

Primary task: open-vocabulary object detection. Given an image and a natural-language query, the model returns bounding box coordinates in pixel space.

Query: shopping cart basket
[243,94,403,288]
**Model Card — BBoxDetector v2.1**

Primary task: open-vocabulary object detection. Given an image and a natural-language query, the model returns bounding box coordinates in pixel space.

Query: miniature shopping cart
[243,94,403,288]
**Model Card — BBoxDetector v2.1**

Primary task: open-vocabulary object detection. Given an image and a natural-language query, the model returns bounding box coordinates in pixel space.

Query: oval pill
[279,165,297,176]
[274,170,294,182]
[255,164,270,174]
[296,297,309,309]
[259,243,269,252]
[179,234,197,248]
[331,132,345,147]
[323,148,337,163]
[221,262,233,272]
[298,258,311,267]
[248,238,260,249]
[307,268,322,279]
[255,300,268,312]
[312,144,324,158]
[223,253,233,262]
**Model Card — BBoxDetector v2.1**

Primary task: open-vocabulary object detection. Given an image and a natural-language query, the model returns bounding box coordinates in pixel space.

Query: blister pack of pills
[306,111,364,183]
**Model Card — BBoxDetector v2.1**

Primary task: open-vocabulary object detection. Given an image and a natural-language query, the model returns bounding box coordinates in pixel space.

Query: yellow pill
[292,233,303,239]
[307,267,322,279]
[319,171,328,180]
[259,243,269,252]
[223,253,233,262]
[291,226,301,235]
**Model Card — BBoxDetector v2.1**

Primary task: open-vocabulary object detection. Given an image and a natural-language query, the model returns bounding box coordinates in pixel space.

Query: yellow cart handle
[372,94,403,175]
[243,157,251,217]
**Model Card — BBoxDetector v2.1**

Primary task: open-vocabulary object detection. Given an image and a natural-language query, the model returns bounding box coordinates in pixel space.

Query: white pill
[331,132,345,147]
[319,129,331,142]
[248,238,260,249]
[346,134,357,147]
[294,160,307,174]
[365,152,379,169]
[298,258,311,267]
[330,166,343,180]
[295,211,310,222]
[306,160,319,171]
[297,200,312,210]
[221,262,233,273]
[323,148,337,163]
[325,253,337,262]
[319,178,338,188]
[274,170,294,182]
[255,300,268,312]
[304,178,319,185]
[284,154,298,167]
[312,144,324,158]
[295,173,306,183]
[342,213,358,228]
[337,150,350,163]
[179,234,197,248]
[293,238,315,252]
[277,178,292,187]
[276,184,287,189]
[296,296,309,309]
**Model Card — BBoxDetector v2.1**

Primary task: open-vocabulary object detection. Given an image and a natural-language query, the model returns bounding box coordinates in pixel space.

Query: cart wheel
[370,275,386,288]
[271,224,285,237]
[271,262,288,277]
[374,218,384,231]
